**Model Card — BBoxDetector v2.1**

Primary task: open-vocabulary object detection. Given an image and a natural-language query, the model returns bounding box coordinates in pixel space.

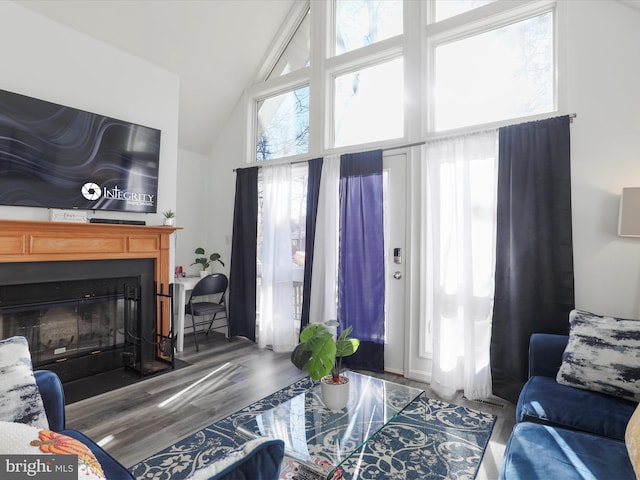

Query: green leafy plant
[291,322,360,383]
[191,247,224,270]
[162,210,175,218]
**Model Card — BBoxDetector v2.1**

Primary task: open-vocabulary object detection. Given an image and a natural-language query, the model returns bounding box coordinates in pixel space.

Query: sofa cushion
[0,420,105,479]
[528,333,569,378]
[517,375,637,441]
[186,438,284,480]
[557,309,640,401]
[499,422,635,480]
[0,336,49,429]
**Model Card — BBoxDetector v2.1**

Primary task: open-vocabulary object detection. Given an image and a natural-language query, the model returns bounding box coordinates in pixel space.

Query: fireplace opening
[0,276,137,368]
[0,259,172,385]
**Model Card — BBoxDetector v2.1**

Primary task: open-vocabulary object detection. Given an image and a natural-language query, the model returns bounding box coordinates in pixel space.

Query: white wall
[175,148,213,275]
[564,0,640,318]
[204,97,248,277]
[0,2,180,226]
[174,97,242,278]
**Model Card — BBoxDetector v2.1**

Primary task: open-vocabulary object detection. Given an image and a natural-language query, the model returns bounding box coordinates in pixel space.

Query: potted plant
[162,210,175,226]
[191,247,224,277]
[291,321,360,410]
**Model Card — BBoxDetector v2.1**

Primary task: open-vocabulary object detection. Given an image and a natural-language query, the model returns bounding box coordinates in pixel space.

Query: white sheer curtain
[309,155,340,325]
[425,130,498,400]
[258,164,296,352]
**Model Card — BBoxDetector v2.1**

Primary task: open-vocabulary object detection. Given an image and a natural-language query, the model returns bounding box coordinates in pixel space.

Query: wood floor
[65,332,516,479]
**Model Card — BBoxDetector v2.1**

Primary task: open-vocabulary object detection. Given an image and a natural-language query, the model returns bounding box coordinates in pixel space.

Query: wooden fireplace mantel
[0,219,179,332]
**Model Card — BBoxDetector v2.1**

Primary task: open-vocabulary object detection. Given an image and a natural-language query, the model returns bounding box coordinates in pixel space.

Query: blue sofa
[35,370,135,479]
[35,370,285,480]
[499,333,638,479]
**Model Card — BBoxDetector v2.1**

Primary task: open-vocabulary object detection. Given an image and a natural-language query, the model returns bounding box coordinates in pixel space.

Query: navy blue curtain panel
[339,150,385,372]
[490,116,574,403]
[229,167,259,341]
[300,158,323,330]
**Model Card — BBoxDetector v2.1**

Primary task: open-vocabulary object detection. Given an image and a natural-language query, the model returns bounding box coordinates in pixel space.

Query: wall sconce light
[618,187,640,237]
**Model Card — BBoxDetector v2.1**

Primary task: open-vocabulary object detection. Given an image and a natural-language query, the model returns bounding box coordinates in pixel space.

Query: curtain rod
[233,141,426,172]
[420,113,577,144]
[233,114,577,172]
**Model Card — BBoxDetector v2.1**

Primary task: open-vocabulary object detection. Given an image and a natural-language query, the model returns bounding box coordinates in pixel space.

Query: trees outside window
[247,0,555,163]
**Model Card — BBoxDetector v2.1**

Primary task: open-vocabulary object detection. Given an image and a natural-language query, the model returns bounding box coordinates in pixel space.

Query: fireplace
[0,259,160,382]
[0,219,178,384]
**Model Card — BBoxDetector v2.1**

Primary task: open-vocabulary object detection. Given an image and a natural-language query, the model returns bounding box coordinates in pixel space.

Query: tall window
[334,0,403,55]
[334,58,404,147]
[256,86,309,161]
[432,0,495,22]
[247,0,556,164]
[433,11,554,130]
[248,0,558,368]
[268,9,310,79]
[256,164,309,346]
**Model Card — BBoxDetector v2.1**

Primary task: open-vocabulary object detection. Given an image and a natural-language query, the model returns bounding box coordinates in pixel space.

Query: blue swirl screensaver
[0,89,161,213]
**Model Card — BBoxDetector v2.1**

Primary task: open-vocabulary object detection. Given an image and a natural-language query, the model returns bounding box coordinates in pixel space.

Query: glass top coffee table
[238,371,424,479]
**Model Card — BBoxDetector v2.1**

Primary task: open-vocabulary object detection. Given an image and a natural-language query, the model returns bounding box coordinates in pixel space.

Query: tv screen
[0,89,161,213]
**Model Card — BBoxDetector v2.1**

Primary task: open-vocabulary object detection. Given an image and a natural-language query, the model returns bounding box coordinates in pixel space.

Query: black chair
[185,273,229,351]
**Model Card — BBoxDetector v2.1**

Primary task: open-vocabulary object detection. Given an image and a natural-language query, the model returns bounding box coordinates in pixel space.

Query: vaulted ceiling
[18,0,295,155]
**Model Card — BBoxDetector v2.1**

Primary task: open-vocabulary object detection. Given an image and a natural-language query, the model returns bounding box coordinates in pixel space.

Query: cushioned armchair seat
[517,375,637,441]
[35,370,134,480]
[501,422,635,479]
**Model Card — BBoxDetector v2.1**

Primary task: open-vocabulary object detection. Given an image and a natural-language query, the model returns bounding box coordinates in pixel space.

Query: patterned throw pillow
[0,421,105,479]
[0,336,49,429]
[557,309,640,401]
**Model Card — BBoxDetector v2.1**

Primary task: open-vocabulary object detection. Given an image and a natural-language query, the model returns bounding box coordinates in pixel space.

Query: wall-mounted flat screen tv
[0,89,161,213]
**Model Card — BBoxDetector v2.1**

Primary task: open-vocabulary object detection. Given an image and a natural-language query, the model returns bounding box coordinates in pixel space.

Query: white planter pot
[320,375,350,410]
[199,269,210,278]
[163,218,174,226]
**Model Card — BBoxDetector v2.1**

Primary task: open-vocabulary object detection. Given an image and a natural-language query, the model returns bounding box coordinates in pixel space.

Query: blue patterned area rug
[130,376,496,480]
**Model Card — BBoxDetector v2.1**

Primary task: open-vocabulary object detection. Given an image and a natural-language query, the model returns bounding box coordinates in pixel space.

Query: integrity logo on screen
[81,182,155,208]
